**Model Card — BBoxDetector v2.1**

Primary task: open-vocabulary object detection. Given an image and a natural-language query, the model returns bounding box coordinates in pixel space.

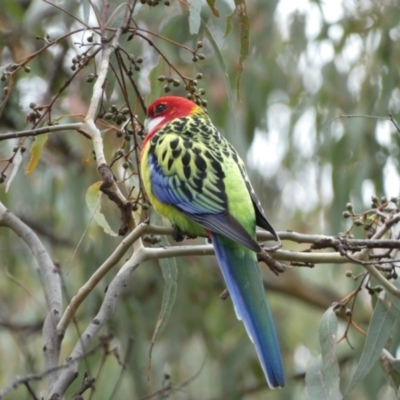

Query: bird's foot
[172,225,198,242]
[172,225,185,242]
[257,250,288,276]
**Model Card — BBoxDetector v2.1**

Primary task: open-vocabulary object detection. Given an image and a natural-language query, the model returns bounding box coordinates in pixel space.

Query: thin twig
[0,123,83,141]
[0,341,104,399]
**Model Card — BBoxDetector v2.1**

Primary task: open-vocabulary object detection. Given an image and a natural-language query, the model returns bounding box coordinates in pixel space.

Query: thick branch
[80,14,134,234]
[48,247,148,400]
[57,222,149,333]
[0,202,62,389]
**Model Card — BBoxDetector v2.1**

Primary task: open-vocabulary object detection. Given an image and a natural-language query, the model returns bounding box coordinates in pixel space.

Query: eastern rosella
[140,96,284,388]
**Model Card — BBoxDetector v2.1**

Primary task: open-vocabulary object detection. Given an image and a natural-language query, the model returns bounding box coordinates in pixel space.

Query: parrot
[140,95,284,388]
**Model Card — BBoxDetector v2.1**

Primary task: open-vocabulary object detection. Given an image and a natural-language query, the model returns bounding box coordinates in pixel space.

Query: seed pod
[342,211,351,218]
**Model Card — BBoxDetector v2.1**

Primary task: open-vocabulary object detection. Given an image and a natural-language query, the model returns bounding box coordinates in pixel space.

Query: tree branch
[48,247,148,399]
[56,222,149,334]
[0,202,62,390]
[0,123,83,141]
[146,223,400,299]
[79,3,135,235]
[350,212,400,299]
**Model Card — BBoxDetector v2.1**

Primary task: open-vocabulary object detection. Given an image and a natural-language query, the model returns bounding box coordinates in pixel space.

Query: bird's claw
[257,250,288,275]
[172,225,198,242]
[172,225,185,242]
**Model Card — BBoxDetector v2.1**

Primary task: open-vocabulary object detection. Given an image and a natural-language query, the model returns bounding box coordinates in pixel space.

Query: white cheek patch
[145,116,165,134]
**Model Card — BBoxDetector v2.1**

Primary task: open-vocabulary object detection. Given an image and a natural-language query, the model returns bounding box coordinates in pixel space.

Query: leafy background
[1,0,400,399]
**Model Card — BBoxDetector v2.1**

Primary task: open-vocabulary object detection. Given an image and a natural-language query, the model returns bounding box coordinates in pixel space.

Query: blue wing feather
[149,154,260,251]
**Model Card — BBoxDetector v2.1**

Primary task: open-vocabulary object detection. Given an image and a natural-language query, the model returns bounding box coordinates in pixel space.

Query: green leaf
[146,56,163,104]
[81,0,90,24]
[105,62,117,103]
[380,349,400,390]
[305,308,342,400]
[344,296,395,397]
[202,21,235,113]
[206,0,219,17]
[306,356,332,400]
[223,10,235,38]
[187,0,201,35]
[6,149,23,193]
[234,0,249,100]
[85,181,118,236]
[148,213,178,372]
[3,0,25,19]
[150,248,178,346]
[385,276,400,319]
[25,133,49,174]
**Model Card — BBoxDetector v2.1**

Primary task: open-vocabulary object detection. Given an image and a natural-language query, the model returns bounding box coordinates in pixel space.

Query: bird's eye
[154,103,167,114]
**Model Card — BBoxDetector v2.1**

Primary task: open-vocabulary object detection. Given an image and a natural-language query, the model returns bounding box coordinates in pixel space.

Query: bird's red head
[142,96,202,149]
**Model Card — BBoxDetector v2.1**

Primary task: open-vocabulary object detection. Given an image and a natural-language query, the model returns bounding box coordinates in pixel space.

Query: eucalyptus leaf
[233,0,249,99]
[148,213,178,370]
[206,0,219,17]
[202,21,234,113]
[344,295,395,397]
[380,349,400,390]
[5,149,22,193]
[81,0,90,24]
[146,56,164,105]
[187,0,201,35]
[25,133,49,175]
[305,308,342,400]
[85,181,118,237]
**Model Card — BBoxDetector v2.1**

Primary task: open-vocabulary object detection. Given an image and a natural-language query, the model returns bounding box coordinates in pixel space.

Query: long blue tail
[211,233,285,388]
